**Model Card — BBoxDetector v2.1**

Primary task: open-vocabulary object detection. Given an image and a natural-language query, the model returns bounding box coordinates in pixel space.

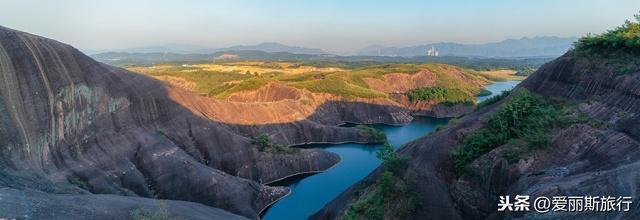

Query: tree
[379,171,395,199]
[376,141,407,175]
[255,134,270,151]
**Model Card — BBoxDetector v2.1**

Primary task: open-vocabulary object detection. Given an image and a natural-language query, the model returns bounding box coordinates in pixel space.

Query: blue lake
[262,80,521,220]
[476,80,521,103]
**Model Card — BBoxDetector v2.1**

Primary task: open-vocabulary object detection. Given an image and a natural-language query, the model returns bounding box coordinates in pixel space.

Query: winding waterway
[262,80,521,220]
[477,80,521,103]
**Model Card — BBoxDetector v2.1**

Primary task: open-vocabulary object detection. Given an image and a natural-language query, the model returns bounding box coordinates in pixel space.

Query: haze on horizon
[2,0,639,53]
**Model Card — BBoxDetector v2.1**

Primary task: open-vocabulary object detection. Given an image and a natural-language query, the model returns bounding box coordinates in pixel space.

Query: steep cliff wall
[314,51,640,219]
[0,26,340,219]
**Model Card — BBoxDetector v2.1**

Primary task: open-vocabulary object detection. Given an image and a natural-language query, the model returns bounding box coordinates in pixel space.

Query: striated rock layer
[314,52,640,219]
[0,26,342,219]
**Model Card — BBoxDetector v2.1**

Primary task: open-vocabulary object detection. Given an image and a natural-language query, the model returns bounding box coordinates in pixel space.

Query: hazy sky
[2,0,639,52]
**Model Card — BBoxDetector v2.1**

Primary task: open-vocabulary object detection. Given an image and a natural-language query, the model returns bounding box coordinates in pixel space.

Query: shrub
[475,90,510,109]
[452,89,566,173]
[376,141,408,175]
[342,141,422,220]
[573,12,640,74]
[574,12,640,55]
[356,125,387,142]
[255,134,270,151]
[252,133,297,154]
[68,176,89,190]
[407,87,475,105]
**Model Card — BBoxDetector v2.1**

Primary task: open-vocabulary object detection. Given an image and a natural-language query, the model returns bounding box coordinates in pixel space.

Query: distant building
[214,53,239,60]
[427,45,439,56]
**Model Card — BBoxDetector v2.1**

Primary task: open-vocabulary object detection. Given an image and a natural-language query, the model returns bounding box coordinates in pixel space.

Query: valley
[0,25,528,220]
[1,7,638,220]
[261,80,519,220]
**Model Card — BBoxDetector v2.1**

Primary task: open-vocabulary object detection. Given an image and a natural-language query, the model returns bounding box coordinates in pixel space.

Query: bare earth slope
[0,26,342,219]
[314,52,640,219]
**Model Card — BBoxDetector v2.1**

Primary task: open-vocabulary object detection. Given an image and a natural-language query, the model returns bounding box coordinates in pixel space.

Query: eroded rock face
[314,52,640,219]
[164,82,413,145]
[0,26,341,219]
[0,187,248,220]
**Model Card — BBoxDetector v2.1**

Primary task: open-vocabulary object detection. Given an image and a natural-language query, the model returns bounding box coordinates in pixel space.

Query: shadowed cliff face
[0,26,344,219]
[313,52,640,219]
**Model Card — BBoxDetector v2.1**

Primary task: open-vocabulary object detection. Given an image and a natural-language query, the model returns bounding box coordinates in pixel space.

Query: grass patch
[289,75,388,99]
[477,69,525,81]
[213,77,275,99]
[129,62,502,104]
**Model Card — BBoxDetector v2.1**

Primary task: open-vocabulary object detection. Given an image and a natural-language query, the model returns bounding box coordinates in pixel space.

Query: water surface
[262,117,448,220]
[477,80,521,103]
[262,80,522,220]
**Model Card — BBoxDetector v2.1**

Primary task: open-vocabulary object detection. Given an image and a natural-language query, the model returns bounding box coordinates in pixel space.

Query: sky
[1,0,639,53]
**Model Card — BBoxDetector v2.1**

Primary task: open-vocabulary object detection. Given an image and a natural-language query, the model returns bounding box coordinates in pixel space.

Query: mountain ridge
[84,42,327,55]
[356,36,578,58]
[84,36,576,58]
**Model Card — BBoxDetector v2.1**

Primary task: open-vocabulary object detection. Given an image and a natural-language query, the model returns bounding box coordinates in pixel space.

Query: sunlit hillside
[128,61,523,103]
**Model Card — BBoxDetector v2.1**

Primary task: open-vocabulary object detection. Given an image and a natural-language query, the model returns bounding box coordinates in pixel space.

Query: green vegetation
[407,87,475,106]
[355,125,387,142]
[452,89,565,174]
[403,63,489,106]
[68,176,89,190]
[129,62,502,102]
[515,66,537,76]
[453,89,608,174]
[253,133,298,154]
[343,142,417,220]
[574,13,640,55]
[213,76,276,99]
[475,90,511,109]
[452,89,561,173]
[573,12,640,74]
[289,75,388,99]
[376,142,408,175]
[477,89,492,97]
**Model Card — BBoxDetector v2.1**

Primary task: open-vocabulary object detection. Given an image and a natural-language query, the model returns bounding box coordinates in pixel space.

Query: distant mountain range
[86,36,577,58]
[356,36,578,58]
[84,42,327,55]
[197,42,327,55]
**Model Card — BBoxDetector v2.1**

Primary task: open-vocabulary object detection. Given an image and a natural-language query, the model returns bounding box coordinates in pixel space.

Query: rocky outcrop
[0,26,341,219]
[167,83,413,145]
[314,52,640,219]
[0,187,248,220]
[391,93,474,118]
